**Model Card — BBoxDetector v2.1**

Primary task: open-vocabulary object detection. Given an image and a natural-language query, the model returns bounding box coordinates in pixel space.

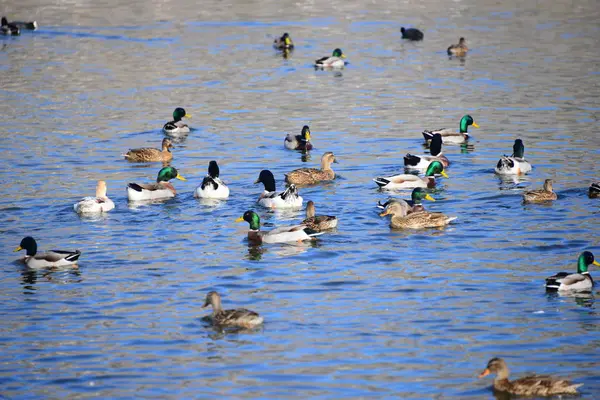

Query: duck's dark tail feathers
[304,228,324,237]
[404,154,421,167]
[545,272,569,290]
[373,178,390,187]
[201,177,218,191]
[422,130,435,141]
[128,183,143,192]
[589,182,600,198]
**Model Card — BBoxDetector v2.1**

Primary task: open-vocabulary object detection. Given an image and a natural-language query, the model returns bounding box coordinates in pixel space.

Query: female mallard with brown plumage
[404,134,450,170]
[447,37,468,57]
[379,200,456,229]
[124,138,173,162]
[377,188,435,214]
[523,179,557,203]
[285,152,337,185]
[202,291,264,329]
[302,201,338,231]
[478,358,583,396]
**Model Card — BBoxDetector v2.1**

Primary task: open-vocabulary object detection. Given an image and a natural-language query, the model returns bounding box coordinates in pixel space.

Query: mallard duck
[302,201,338,231]
[379,201,456,229]
[2,16,37,30]
[589,182,600,198]
[377,188,435,214]
[123,138,173,162]
[236,210,323,244]
[422,115,479,145]
[255,170,303,209]
[478,358,583,396]
[284,125,313,151]
[202,291,264,329]
[400,27,423,41]
[73,180,115,214]
[1,17,20,35]
[194,160,229,199]
[404,134,449,170]
[495,139,532,175]
[127,166,186,201]
[447,37,468,56]
[285,152,337,185]
[315,48,346,68]
[523,179,557,203]
[374,161,448,190]
[14,237,81,268]
[273,32,294,50]
[545,251,599,292]
[163,107,190,135]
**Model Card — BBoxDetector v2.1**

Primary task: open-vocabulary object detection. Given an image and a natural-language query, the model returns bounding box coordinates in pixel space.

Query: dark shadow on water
[546,290,595,308]
[20,265,82,292]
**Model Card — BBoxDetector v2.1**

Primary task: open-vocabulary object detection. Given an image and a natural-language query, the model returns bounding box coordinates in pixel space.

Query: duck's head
[202,291,223,311]
[379,201,409,218]
[156,166,186,183]
[460,115,479,133]
[14,236,37,256]
[512,139,525,158]
[479,358,509,379]
[95,180,108,198]
[301,125,311,142]
[282,32,292,46]
[411,188,435,205]
[173,107,191,121]
[208,161,220,178]
[322,152,338,165]
[429,134,443,156]
[161,138,174,151]
[1,17,7,26]
[254,170,277,192]
[577,251,600,274]
[459,37,466,44]
[425,161,448,178]
[400,27,406,34]
[542,179,554,192]
[332,48,346,58]
[306,200,316,218]
[236,210,260,231]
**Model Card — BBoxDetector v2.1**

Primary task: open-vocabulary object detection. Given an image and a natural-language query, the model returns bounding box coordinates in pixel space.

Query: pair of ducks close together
[400,25,469,57]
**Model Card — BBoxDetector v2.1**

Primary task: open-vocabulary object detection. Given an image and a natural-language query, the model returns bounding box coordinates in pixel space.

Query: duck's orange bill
[478,368,490,378]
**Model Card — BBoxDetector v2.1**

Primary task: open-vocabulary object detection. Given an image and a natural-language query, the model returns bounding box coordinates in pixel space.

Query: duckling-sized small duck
[1,17,20,35]
[478,357,583,396]
[236,210,323,244]
[315,48,347,68]
[422,115,479,145]
[379,201,456,229]
[14,237,81,268]
[495,139,532,175]
[273,32,294,50]
[163,107,190,135]
[400,27,423,41]
[447,37,468,56]
[2,16,37,30]
[303,201,338,231]
[284,125,313,151]
[127,166,186,201]
[202,291,264,329]
[255,170,303,209]
[404,134,449,170]
[285,152,337,185]
[589,182,600,198]
[523,179,557,203]
[194,160,229,199]
[124,138,173,162]
[73,180,115,214]
[545,251,599,292]
[374,161,448,190]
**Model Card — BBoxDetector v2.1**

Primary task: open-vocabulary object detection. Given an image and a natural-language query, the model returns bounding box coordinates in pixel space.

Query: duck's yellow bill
[13,246,22,252]
[305,131,311,141]
[478,369,490,378]
[176,174,187,181]
[341,54,346,59]
[285,37,291,45]
[425,194,436,201]
[472,122,480,128]
[593,260,600,266]
[441,171,449,178]
[184,113,191,118]
[235,216,244,222]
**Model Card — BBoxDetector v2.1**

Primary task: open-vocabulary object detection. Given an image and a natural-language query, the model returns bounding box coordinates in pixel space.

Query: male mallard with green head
[374,161,448,190]
[478,358,583,396]
[273,32,294,50]
[404,134,450,170]
[422,115,479,145]
[14,237,81,268]
[236,210,323,244]
[127,166,186,201]
[195,161,229,199]
[255,170,303,208]
[545,251,598,292]
[315,48,347,68]
[163,107,191,135]
[495,139,532,175]
[284,125,313,151]
[285,152,337,185]
[202,291,264,329]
